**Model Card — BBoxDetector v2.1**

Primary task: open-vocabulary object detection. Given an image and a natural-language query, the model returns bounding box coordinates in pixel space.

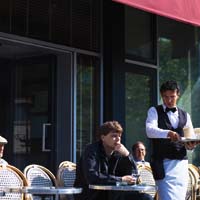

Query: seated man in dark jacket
[74,121,153,200]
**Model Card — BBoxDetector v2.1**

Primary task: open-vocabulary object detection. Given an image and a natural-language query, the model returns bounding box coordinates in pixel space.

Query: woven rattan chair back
[186,168,195,200]
[57,161,76,200]
[57,161,76,187]
[23,164,57,200]
[137,165,157,199]
[188,164,200,200]
[0,164,28,200]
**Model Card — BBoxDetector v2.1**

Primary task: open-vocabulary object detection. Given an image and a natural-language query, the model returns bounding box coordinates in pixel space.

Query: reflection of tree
[76,65,93,158]
[125,73,151,159]
[159,39,188,89]
[76,55,99,160]
[159,38,200,165]
[191,78,200,126]
[159,39,196,112]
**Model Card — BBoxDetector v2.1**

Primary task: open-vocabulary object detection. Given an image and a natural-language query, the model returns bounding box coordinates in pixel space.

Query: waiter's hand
[185,141,196,150]
[167,131,180,142]
[115,144,130,156]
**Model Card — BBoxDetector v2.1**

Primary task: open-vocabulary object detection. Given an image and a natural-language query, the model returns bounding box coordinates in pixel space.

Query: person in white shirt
[0,135,8,165]
[132,141,150,167]
[146,80,196,200]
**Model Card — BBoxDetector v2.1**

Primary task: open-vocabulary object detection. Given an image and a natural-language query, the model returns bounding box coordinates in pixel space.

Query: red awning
[113,0,200,27]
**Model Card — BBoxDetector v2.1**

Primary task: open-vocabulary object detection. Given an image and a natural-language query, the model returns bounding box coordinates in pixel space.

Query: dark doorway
[0,40,56,172]
[12,56,56,171]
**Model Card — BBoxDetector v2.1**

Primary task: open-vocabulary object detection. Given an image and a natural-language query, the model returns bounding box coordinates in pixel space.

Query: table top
[89,184,157,192]
[2,186,82,195]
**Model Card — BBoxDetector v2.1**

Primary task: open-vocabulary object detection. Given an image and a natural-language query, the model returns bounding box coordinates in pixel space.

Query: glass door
[12,56,55,171]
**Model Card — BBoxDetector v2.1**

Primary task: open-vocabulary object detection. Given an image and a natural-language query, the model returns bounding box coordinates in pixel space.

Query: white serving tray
[180,137,200,142]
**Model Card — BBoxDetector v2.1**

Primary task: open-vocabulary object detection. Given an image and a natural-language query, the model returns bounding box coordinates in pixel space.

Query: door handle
[42,123,51,152]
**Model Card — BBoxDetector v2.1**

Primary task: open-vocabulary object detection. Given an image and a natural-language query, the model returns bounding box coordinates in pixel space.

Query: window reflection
[76,54,100,160]
[158,16,200,165]
[125,72,151,160]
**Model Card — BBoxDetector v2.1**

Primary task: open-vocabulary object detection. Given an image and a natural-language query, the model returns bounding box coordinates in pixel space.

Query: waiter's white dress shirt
[146,105,194,200]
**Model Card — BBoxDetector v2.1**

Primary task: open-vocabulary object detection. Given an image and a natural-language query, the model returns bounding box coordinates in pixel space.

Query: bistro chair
[57,161,76,200]
[0,164,29,200]
[186,168,195,200]
[57,161,76,187]
[188,164,200,200]
[23,164,57,200]
[186,164,200,200]
[137,165,158,200]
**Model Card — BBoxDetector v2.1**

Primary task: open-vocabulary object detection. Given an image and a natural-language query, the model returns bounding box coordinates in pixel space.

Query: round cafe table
[89,184,157,192]
[2,186,82,200]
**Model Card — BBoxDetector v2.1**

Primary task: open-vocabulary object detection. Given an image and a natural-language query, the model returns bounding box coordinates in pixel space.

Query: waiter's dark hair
[160,80,180,95]
[97,121,123,139]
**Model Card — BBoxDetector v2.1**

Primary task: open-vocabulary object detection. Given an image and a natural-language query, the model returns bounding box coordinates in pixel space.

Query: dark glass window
[0,0,100,52]
[76,54,100,160]
[71,0,100,51]
[51,0,71,45]
[158,17,198,101]
[125,6,155,63]
[158,16,200,165]
[12,0,27,35]
[0,1,11,32]
[28,0,50,40]
[125,72,152,160]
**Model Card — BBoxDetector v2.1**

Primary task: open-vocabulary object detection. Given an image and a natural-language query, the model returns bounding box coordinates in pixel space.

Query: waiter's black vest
[152,105,187,160]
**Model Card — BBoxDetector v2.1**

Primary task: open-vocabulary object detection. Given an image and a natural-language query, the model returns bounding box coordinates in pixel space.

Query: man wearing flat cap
[0,135,8,165]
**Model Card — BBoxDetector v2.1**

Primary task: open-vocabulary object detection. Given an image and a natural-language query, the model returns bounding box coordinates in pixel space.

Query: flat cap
[0,136,8,144]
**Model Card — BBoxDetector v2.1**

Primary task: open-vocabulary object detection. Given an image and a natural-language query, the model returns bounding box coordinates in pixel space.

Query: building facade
[0,0,200,173]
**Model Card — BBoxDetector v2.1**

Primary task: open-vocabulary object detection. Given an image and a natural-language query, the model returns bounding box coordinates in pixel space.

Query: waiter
[146,80,196,200]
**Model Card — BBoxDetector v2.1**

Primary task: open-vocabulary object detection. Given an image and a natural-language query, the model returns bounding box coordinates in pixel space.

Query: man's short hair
[97,121,123,138]
[160,80,180,95]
